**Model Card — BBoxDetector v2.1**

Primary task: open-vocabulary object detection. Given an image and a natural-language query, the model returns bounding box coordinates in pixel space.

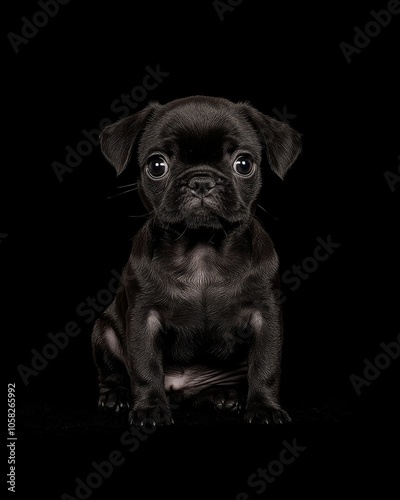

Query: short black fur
[92,96,302,426]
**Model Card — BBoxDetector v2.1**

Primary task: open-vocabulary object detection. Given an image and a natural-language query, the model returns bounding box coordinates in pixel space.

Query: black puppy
[92,96,301,426]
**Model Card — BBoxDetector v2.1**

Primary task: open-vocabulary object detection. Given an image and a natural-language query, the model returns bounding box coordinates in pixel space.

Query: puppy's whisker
[173,224,189,241]
[128,211,153,219]
[207,231,216,244]
[256,203,268,213]
[117,183,138,189]
[257,204,279,221]
[107,188,138,199]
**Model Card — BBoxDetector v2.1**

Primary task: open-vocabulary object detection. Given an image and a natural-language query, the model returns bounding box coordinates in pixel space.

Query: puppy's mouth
[155,175,248,230]
[182,197,227,229]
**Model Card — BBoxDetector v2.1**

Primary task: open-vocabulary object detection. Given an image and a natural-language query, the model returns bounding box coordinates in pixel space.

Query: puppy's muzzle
[188,175,216,198]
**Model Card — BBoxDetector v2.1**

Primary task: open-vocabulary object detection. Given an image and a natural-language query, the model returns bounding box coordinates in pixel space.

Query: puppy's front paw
[129,406,174,428]
[244,404,291,425]
[98,387,131,413]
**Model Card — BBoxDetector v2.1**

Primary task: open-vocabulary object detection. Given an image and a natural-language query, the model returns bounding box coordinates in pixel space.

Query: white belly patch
[164,361,247,393]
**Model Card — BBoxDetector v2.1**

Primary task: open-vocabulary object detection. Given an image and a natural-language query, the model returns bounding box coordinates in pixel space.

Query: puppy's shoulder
[248,219,279,267]
[130,219,155,258]
[122,220,155,281]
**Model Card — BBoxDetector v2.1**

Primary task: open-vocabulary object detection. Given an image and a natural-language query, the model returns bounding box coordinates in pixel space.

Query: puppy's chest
[174,247,223,286]
[157,245,239,300]
[152,245,252,360]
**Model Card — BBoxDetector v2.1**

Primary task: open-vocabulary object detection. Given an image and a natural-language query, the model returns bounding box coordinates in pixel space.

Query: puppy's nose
[188,176,216,196]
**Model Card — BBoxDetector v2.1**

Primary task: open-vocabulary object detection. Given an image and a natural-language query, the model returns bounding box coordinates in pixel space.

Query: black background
[3,0,399,498]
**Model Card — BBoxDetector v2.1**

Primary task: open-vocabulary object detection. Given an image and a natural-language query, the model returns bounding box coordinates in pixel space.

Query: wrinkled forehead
[138,103,262,165]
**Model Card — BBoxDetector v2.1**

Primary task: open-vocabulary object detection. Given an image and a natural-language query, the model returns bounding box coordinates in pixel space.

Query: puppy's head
[100,96,301,230]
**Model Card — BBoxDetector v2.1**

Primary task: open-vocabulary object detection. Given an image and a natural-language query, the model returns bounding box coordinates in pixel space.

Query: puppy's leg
[126,309,173,427]
[244,306,291,424]
[92,316,131,413]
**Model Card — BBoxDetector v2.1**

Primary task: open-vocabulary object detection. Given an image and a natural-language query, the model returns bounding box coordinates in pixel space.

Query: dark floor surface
[15,391,399,499]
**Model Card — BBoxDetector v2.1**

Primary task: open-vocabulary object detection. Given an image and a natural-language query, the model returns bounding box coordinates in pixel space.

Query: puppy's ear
[241,104,302,179]
[100,102,159,174]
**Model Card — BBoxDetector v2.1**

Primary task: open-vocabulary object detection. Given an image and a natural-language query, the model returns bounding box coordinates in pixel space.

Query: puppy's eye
[233,156,254,177]
[146,155,169,179]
